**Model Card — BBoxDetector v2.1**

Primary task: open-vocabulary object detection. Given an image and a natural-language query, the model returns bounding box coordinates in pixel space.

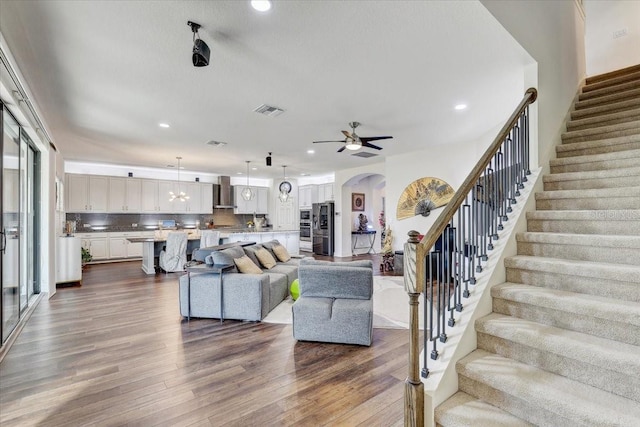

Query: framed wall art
[352,193,365,211]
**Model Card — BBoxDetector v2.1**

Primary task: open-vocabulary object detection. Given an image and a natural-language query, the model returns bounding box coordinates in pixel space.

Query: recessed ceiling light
[454,104,467,111]
[251,0,271,12]
[159,123,170,128]
[307,149,315,154]
[300,173,310,176]
[237,172,243,175]
[251,167,258,171]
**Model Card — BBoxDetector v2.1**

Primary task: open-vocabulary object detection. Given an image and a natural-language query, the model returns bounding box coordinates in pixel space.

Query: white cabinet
[108,177,142,212]
[141,179,160,212]
[182,182,201,212]
[256,187,268,214]
[298,185,317,208]
[158,181,178,213]
[66,175,109,212]
[234,186,269,214]
[200,183,213,213]
[109,232,144,259]
[318,183,334,202]
[78,233,109,260]
[56,236,82,283]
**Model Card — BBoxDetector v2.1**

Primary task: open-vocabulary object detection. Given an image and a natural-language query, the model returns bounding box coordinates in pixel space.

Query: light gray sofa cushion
[179,272,270,321]
[298,260,373,300]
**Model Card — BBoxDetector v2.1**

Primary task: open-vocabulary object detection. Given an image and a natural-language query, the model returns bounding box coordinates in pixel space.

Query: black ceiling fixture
[266,152,272,166]
[188,21,210,67]
[313,121,393,153]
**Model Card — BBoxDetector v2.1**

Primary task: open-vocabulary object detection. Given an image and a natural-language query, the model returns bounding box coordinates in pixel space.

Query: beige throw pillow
[255,247,277,269]
[234,255,263,274]
[272,244,291,262]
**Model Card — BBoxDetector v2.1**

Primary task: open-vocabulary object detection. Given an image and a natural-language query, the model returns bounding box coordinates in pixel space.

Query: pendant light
[169,156,190,202]
[278,165,291,203]
[241,160,254,201]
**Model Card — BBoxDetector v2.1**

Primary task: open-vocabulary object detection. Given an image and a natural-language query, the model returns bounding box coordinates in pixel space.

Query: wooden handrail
[416,88,537,258]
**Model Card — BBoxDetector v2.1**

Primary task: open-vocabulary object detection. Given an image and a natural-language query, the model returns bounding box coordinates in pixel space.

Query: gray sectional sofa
[293,258,374,346]
[179,240,303,321]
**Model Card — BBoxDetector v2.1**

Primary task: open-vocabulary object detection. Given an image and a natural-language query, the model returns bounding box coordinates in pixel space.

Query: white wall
[584,0,640,76]
[385,138,482,252]
[482,0,587,173]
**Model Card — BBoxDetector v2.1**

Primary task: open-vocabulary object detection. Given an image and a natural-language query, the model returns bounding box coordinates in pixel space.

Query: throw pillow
[272,244,291,262]
[211,251,238,272]
[255,247,277,269]
[234,255,262,274]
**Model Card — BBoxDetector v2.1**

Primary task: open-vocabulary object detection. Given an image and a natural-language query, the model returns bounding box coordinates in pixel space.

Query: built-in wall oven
[300,210,311,241]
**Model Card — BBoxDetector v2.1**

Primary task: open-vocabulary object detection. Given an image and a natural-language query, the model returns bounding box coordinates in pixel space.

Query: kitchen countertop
[75,228,300,234]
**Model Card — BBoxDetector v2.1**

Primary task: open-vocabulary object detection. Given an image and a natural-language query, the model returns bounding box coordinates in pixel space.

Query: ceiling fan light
[345,140,362,150]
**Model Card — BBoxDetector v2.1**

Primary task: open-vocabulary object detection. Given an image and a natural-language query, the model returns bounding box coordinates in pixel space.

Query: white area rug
[263,276,425,329]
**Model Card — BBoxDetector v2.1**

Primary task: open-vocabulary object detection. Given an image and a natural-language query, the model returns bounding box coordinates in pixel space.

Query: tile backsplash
[66,211,270,232]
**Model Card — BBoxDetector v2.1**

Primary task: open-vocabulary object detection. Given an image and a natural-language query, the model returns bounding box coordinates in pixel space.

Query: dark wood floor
[0,255,408,426]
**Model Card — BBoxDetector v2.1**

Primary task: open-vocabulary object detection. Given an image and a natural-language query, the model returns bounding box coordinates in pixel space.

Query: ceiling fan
[313,121,393,153]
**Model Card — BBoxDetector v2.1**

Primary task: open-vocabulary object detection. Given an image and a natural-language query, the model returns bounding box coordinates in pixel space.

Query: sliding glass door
[2,105,21,341]
[1,102,39,345]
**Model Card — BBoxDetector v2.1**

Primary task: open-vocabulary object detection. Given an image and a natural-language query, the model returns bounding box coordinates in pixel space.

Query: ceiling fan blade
[362,141,383,150]
[337,146,346,153]
[360,136,393,143]
[341,130,354,139]
[313,139,347,144]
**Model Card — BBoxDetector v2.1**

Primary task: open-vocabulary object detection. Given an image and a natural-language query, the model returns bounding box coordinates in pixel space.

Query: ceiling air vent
[206,140,227,147]
[253,104,285,117]
[352,152,378,158]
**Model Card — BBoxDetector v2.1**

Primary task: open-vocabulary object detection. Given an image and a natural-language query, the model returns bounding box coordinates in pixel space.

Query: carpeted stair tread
[585,64,640,85]
[556,133,640,157]
[492,282,640,326]
[571,97,640,120]
[535,186,640,211]
[543,166,640,190]
[552,147,640,163]
[435,391,533,427]
[575,87,640,111]
[504,255,640,284]
[579,77,640,101]
[457,350,640,426]
[526,209,640,236]
[517,231,640,247]
[476,313,640,380]
[566,106,640,131]
[561,119,640,143]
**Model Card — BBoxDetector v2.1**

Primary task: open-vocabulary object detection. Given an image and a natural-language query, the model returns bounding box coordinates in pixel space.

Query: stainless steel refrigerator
[312,202,334,256]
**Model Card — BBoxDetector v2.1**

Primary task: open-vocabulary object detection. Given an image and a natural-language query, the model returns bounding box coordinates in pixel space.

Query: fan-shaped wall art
[396,177,455,220]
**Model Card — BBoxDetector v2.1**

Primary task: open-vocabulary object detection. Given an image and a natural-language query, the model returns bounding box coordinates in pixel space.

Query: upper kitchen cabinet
[141,179,160,212]
[108,177,142,212]
[200,183,213,213]
[318,183,334,202]
[298,185,317,208]
[66,174,108,212]
[234,186,268,214]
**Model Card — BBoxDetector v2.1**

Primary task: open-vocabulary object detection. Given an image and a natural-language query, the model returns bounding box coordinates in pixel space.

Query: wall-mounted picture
[352,193,365,211]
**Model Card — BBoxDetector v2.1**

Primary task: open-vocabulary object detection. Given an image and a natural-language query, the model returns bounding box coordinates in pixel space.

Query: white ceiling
[0,0,532,180]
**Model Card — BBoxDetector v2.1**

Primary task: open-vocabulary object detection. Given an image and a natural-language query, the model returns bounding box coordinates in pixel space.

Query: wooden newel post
[404,230,424,426]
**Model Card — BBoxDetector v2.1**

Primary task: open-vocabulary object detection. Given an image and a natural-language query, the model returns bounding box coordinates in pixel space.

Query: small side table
[351,230,377,255]
[184,263,234,323]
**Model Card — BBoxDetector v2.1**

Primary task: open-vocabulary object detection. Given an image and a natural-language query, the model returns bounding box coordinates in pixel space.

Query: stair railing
[403,88,537,426]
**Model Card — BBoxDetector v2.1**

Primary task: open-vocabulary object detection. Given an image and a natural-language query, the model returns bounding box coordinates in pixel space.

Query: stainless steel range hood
[213,176,235,209]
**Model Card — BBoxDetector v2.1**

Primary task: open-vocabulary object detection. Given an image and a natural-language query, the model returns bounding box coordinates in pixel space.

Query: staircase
[435,65,640,426]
